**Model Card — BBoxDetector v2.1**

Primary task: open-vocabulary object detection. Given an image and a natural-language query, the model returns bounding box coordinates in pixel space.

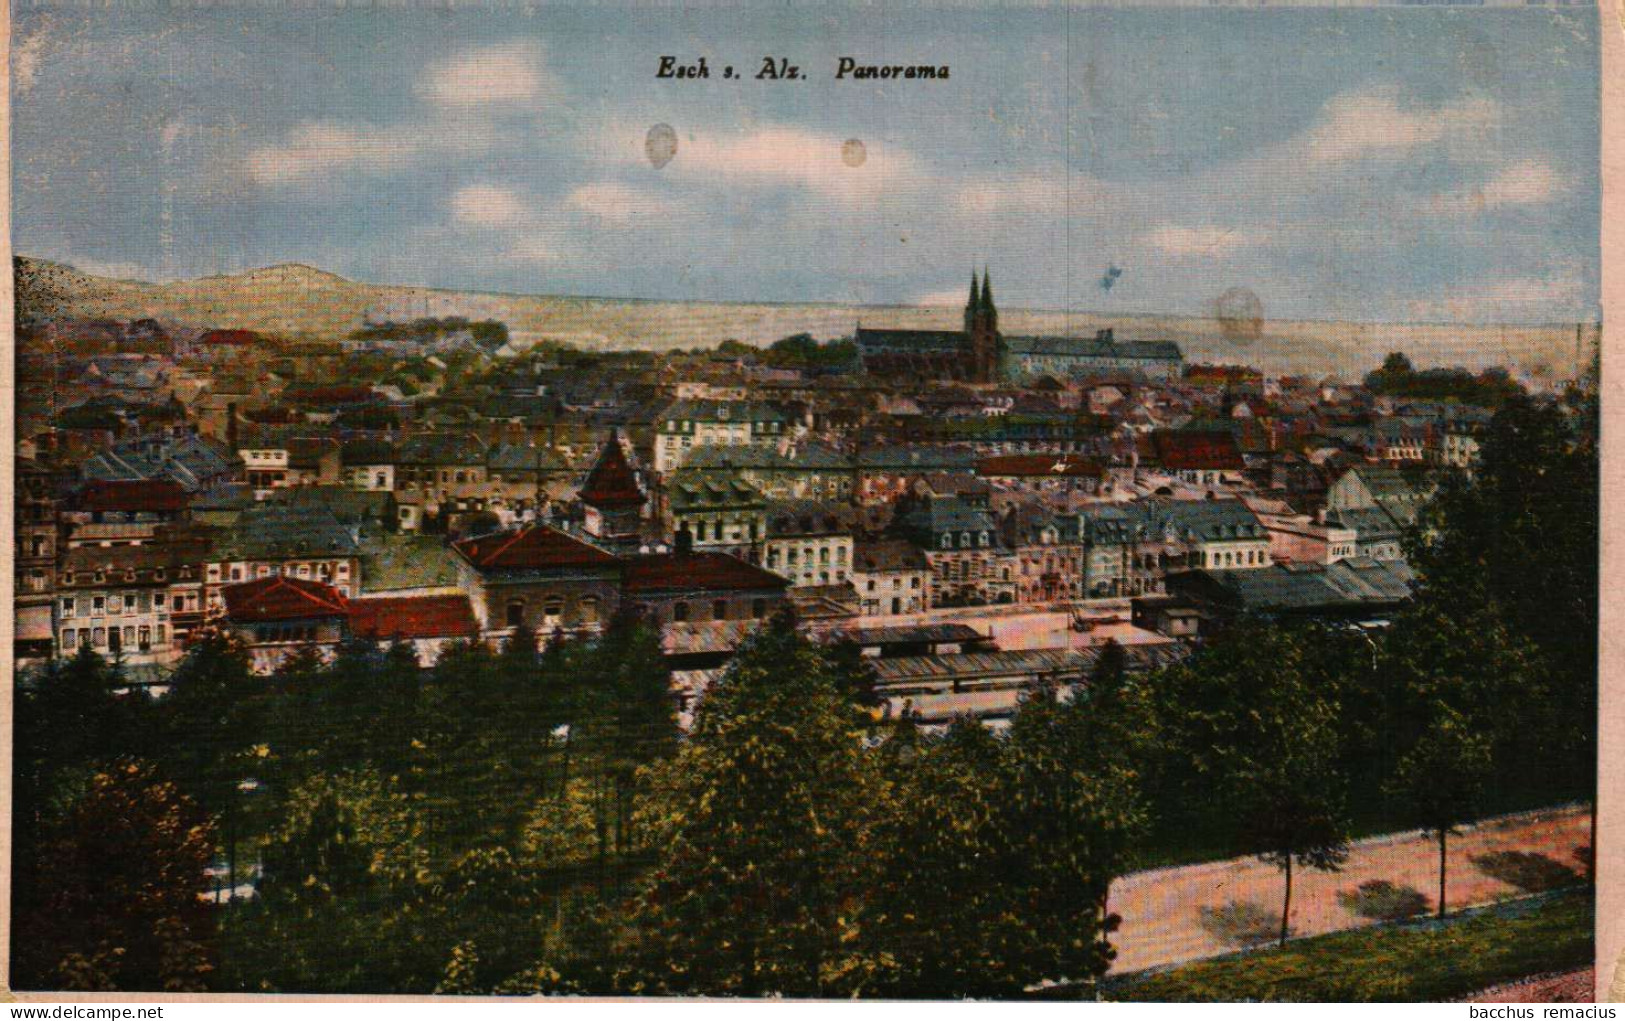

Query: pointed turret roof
[578,431,644,508]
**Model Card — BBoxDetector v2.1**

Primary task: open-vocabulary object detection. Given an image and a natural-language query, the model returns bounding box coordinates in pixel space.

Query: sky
[10,3,1601,325]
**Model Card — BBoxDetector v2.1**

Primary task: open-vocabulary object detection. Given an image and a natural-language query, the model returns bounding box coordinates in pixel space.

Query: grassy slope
[1106,889,1593,1002]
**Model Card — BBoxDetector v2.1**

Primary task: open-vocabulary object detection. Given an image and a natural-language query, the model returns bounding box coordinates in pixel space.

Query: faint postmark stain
[1212,286,1264,345]
[645,124,678,169]
[841,138,867,168]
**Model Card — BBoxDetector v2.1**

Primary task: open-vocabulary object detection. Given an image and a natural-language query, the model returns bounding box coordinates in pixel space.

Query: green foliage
[633,614,880,996]
[1153,619,1349,944]
[13,759,217,992]
[763,333,859,371]
[1363,351,1525,406]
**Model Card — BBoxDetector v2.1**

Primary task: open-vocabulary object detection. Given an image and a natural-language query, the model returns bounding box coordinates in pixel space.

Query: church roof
[855,327,966,353]
[577,435,643,507]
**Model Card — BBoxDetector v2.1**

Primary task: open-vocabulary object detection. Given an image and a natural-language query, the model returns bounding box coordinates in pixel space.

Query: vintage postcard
[4,0,1609,1004]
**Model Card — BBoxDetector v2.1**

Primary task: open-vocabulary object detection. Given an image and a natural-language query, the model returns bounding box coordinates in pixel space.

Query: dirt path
[1109,804,1591,975]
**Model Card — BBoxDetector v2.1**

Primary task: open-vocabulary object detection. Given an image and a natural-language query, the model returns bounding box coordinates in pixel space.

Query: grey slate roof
[80,432,238,493]
[212,503,361,561]
[1004,335,1183,361]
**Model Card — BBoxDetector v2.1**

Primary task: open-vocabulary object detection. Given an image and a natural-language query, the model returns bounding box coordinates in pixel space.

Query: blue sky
[11,3,1600,324]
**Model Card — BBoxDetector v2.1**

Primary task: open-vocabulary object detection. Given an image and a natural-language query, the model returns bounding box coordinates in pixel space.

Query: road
[1108,804,1591,975]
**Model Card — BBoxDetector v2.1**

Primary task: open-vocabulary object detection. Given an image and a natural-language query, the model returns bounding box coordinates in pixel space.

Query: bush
[1337,880,1430,921]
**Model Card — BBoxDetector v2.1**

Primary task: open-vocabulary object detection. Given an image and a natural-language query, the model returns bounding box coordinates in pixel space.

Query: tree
[1385,704,1493,919]
[866,718,1025,998]
[1156,619,1350,946]
[1003,683,1148,986]
[632,613,878,996]
[13,759,217,991]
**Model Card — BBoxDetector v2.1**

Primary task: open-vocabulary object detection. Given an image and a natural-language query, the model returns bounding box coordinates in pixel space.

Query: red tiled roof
[76,479,190,513]
[621,552,790,594]
[1149,429,1246,471]
[577,435,643,507]
[453,524,619,572]
[221,575,349,622]
[200,329,261,346]
[349,595,478,641]
[976,454,1106,479]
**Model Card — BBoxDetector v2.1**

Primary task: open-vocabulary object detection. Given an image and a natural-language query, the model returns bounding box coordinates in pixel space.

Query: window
[941,535,952,549]
[61,597,76,617]
[579,596,600,625]
[543,596,564,622]
[93,596,106,613]
[713,599,728,621]
[155,593,166,609]
[673,601,690,622]
[506,601,525,628]
[61,629,74,649]
[93,628,106,648]
[155,624,165,644]
[960,532,972,548]
[230,567,243,581]
[138,626,151,649]
[819,548,829,564]
[866,579,876,592]
[751,598,767,619]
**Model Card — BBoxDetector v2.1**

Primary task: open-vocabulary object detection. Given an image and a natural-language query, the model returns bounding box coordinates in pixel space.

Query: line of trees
[12,386,1596,996]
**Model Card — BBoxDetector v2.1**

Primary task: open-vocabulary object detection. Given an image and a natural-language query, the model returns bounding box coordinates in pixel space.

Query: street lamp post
[227,778,263,903]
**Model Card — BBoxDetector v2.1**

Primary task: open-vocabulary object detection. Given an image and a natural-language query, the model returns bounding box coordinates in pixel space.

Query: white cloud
[658,126,923,205]
[452,184,534,228]
[244,122,422,185]
[1424,159,1569,216]
[13,18,51,95]
[1300,85,1498,166]
[1141,224,1263,258]
[422,41,556,109]
[567,182,670,227]
[955,175,1069,216]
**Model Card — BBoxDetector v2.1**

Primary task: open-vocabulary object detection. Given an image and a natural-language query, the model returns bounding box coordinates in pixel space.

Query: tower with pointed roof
[967,267,1001,383]
[578,429,645,544]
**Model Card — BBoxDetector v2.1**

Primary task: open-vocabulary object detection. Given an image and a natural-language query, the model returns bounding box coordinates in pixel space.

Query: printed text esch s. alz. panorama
[657,56,949,81]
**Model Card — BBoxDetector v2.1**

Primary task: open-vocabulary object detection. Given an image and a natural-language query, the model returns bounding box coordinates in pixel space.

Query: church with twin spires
[856,269,1183,384]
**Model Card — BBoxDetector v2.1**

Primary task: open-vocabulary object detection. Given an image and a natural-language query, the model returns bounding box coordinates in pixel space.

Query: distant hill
[14,256,1597,382]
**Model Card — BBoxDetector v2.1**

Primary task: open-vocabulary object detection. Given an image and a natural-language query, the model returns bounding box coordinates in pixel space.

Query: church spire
[979,268,997,333]
[964,268,980,334]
